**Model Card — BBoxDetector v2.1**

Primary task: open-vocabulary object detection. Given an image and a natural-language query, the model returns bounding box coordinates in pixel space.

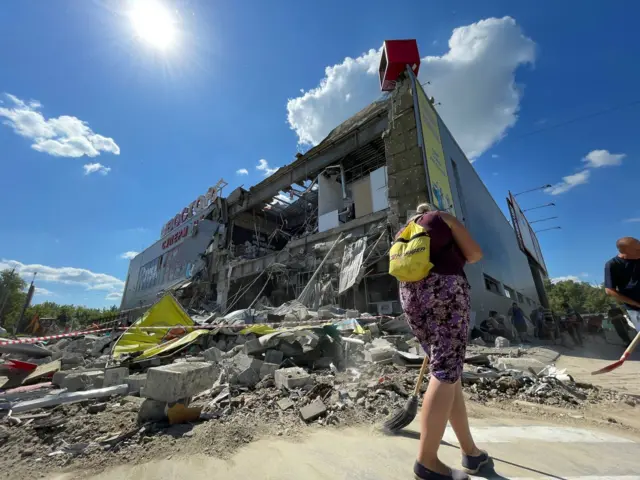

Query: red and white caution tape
[0,316,395,346]
[0,328,113,346]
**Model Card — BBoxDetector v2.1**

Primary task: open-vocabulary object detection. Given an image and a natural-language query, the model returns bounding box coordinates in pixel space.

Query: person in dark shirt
[562,302,583,346]
[604,237,640,333]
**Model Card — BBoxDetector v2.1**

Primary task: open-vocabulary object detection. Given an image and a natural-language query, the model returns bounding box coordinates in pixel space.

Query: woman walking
[399,203,489,480]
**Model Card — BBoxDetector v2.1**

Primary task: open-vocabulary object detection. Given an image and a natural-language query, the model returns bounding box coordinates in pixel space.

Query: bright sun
[130,0,177,50]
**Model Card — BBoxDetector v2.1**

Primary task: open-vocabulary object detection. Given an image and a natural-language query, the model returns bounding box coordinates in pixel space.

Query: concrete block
[64,338,88,353]
[143,362,218,403]
[364,347,395,364]
[264,350,284,364]
[275,367,312,390]
[299,398,327,422]
[317,308,334,320]
[346,310,360,318]
[203,346,223,362]
[277,398,294,411]
[138,399,167,423]
[260,363,279,379]
[103,367,129,387]
[277,341,303,358]
[495,337,511,348]
[91,336,114,357]
[60,353,85,369]
[52,338,71,351]
[302,332,320,348]
[126,374,147,395]
[229,353,263,387]
[243,338,267,356]
[60,371,104,392]
[494,358,547,375]
[368,324,380,336]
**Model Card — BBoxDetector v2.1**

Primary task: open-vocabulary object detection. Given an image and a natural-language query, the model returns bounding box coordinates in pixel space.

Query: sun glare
[130,0,177,50]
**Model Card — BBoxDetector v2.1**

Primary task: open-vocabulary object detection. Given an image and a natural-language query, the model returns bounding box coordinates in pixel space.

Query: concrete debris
[274,367,312,390]
[143,362,219,403]
[299,398,327,422]
[2,302,635,474]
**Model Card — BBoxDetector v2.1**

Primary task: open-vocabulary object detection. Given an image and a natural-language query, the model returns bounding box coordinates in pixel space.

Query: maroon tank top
[415,212,466,277]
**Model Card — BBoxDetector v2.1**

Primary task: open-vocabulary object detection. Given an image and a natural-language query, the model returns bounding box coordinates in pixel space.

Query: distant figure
[509,302,528,342]
[530,306,545,338]
[562,302,584,346]
[608,306,632,347]
[605,237,640,334]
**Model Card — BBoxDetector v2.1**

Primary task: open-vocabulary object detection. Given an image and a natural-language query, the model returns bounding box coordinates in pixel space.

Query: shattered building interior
[121,50,548,323]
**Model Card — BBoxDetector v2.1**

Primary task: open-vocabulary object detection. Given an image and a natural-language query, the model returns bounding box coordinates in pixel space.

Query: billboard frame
[507,192,547,274]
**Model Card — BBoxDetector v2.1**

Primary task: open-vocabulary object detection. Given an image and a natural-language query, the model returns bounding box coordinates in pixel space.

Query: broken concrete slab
[259,363,278,379]
[300,398,327,422]
[126,374,147,395]
[275,367,312,390]
[90,336,116,357]
[59,371,104,392]
[103,367,129,388]
[495,337,511,348]
[138,398,167,423]
[346,310,360,318]
[203,346,223,363]
[494,357,547,375]
[364,347,395,364]
[264,350,284,365]
[243,338,267,356]
[143,362,218,403]
[277,398,294,411]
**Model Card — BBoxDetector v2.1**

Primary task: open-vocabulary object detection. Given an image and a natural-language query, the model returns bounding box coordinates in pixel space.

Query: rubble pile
[1,297,636,472]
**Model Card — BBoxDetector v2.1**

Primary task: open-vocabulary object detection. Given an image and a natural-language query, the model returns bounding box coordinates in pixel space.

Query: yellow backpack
[389,220,433,282]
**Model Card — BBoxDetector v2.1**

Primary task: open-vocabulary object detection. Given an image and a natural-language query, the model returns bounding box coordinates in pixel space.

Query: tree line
[0,269,118,332]
[544,278,616,314]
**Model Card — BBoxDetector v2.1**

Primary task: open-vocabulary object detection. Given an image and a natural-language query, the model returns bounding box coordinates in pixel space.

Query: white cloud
[547,149,626,196]
[545,170,590,196]
[491,154,499,158]
[34,287,54,297]
[256,159,279,176]
[236,168,249,175]
[624,217,640,223]
[551,275,580,284]
[0,259,125,295]
[582,149,626,168]
[105,292,123,301]
[286,17,536,160]
[83,162,111,176]
[120,251,139,260]
[0,93,120,158]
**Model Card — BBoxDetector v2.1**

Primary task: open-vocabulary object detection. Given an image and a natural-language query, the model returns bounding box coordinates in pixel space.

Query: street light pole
[524,202,555,212]
[535,226,561,233]
[514,184,552,197]
[530,216,559,224]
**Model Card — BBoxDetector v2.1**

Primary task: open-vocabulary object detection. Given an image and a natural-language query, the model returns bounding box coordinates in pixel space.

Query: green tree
[544,278,616,314]
[0,269,27,329]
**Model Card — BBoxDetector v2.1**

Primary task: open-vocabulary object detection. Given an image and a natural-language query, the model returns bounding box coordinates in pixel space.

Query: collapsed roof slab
[228,101,388,218]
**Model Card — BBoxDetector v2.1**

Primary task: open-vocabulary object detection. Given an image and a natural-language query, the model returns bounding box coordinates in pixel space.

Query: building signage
[412,71,456,217]
[162,226,189,250]
[160,179,226,238]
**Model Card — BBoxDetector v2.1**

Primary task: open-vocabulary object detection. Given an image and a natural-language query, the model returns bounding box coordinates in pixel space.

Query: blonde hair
[416,203,434,214]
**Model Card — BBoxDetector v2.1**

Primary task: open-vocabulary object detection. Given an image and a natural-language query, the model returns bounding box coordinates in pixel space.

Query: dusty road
[53,403,640,480]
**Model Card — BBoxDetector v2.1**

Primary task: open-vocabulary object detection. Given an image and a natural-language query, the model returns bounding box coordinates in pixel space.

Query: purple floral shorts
[399,273,470,383]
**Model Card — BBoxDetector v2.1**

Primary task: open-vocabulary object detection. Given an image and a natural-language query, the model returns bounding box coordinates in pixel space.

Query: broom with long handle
[592,330,640,375]
[383,354,429,433]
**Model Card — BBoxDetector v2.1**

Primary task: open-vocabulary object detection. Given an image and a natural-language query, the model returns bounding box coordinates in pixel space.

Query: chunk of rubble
[274,367,312,390]
[143,362,218,403]
[495,336,511,348]
[299,398,327,422]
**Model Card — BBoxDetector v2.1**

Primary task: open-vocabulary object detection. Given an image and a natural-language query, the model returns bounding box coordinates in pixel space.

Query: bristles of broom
[382,355,429,433]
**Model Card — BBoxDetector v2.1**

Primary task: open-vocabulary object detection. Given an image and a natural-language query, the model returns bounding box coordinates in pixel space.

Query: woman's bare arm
[440,212,483,264]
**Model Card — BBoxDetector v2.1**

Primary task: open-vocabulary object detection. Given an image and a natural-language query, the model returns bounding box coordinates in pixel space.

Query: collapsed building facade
[120,41,548,322]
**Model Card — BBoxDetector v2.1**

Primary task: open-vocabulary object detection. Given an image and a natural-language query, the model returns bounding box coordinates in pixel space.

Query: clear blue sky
[1,1,639,307]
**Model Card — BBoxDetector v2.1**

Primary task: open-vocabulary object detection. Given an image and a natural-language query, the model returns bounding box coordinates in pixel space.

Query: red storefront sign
[162,226,189,250]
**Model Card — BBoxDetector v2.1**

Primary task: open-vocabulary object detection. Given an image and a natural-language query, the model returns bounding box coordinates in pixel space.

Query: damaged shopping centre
[121,40,549,323]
